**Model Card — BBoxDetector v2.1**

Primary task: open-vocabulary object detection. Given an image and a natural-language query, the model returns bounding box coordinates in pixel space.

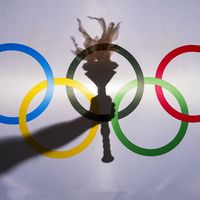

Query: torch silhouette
[71,17,120,162]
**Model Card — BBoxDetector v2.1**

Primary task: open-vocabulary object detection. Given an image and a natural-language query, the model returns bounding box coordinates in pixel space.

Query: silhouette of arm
[0,116,97,174]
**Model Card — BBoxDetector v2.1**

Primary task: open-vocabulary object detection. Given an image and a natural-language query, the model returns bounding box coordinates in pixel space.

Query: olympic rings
[66,43,144,122]
[19,78,99,158]
[112,77,189,156]
[1,42,200,159]
[0,43,54,125]
[155,45,200,122]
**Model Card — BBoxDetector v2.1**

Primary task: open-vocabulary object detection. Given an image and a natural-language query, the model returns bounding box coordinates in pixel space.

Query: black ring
[66,43,144,122]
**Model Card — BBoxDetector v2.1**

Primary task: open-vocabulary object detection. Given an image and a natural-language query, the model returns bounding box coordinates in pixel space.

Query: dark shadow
[0,17,120,174]
[83,61,118,162]
[0,61,117,174]
[70,17,121,162]
[0,117,97,174]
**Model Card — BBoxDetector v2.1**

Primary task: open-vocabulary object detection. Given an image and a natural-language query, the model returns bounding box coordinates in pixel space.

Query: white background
[0,0,200,199]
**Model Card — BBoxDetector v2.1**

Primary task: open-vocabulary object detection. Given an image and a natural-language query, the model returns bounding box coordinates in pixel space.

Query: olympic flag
[0,0,200,200]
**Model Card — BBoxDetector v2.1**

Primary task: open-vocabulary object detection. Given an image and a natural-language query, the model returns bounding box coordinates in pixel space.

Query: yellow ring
[19,78,99,159]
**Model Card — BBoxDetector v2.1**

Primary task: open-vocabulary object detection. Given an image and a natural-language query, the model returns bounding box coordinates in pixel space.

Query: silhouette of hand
[90,95,115,122]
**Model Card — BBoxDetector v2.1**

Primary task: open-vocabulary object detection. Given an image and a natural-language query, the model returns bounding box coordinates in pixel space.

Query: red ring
[155,45,200,122]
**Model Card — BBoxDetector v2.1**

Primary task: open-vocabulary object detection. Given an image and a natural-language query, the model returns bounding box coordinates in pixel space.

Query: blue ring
[0,43,54,125]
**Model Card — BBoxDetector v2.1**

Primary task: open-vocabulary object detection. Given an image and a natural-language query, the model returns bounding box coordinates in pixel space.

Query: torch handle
[90,93,114,162]
[99,95,114,163]
[101,122,114,162]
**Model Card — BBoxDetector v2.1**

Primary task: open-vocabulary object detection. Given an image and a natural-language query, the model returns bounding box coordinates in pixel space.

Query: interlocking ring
[19,78,99,158]
[1,42,200,159]
[66,43,144,122]
[155,45,200,122]
[112,77,188,156]
[0,43,54,124]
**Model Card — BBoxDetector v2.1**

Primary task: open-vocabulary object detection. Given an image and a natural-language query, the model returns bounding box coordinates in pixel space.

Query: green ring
[111,77,189,156]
